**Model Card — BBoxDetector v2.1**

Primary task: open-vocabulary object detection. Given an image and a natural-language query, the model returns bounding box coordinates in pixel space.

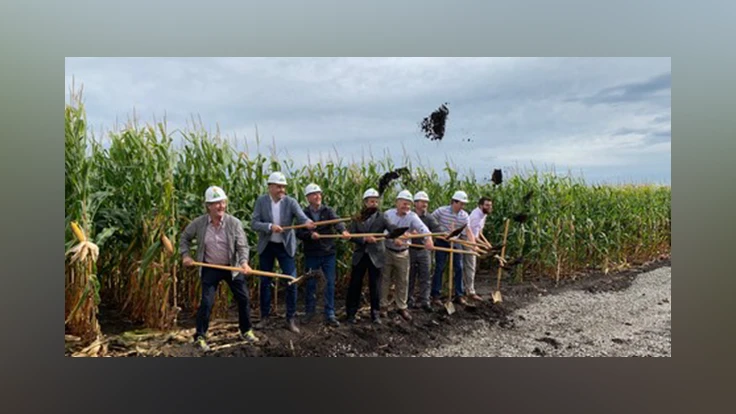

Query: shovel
[445,241,456,315]
[192,262,323,286]
[492,218,511,303]
[316,232,386,239]
[280,217,351,231]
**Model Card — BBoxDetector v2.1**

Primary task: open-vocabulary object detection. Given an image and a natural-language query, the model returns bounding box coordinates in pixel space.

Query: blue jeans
[431,239,464,299]
[259,242,297,320]
[304,254,337,319]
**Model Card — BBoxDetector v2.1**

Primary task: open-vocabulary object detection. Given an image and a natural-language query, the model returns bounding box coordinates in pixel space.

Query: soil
[67,256,670,357]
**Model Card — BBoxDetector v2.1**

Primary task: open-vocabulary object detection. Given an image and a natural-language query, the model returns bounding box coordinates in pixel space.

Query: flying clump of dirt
[420,103,450,141]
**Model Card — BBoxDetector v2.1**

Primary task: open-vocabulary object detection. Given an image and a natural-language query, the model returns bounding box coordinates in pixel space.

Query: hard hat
[363,188,380,199]
[414,191,430,202]
[205,186,228,203]
[396,190,413,202]
[267,172,288,185]
[451,190,469,203]
[305,183,322,196]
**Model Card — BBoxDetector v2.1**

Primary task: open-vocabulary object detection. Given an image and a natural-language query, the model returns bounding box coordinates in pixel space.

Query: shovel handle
[281,217,351,231]
[191,261,299,284]
[316,232,385,239]
[496,219,511,291]
[409,244,479,256]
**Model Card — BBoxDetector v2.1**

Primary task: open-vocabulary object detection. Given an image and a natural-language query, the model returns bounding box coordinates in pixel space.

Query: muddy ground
[66,256,670,357]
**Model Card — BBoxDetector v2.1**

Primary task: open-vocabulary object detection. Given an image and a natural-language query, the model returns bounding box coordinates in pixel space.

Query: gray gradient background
[0,0,732,412]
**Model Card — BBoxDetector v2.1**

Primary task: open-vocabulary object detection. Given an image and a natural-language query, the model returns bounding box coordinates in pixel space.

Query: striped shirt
[384,209,429,251]
[431,205,469,237]
[203,216,230,265]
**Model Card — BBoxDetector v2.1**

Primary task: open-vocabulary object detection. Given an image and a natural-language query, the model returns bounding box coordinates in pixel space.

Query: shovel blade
[492,291,503,303]
[444,301,456,315]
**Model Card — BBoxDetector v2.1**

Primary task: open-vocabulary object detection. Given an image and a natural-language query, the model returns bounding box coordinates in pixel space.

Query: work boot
[469,293,483,301]
[454,296,468,306]
[399,309,413,321]
[325,316,341,327]
[346,314,358,325]
[421,303,433,313]
[303,312,316,324]
[286,319,300,334]
[431,297,443,307]
[254,317,269,330]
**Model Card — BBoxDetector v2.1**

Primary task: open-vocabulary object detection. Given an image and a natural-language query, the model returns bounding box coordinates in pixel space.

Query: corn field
[65,90,671,337]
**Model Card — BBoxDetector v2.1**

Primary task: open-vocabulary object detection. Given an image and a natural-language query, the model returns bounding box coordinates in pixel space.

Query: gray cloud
[569,72,671,106]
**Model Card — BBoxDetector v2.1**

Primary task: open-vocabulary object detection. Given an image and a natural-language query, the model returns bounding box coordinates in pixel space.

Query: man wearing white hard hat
[464,196,493,301]
[295,183,350,327]
[180,186,257,352]
[345,188,399,325]
[430,190,477,307]
[251,172,316,333]
[408,190,442,312]
[379,189,433,321]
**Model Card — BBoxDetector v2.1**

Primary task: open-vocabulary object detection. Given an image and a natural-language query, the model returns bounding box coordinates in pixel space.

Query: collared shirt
[431,205,470,237]
[468,207,487,238]
[203,216,230,265]
[307,205,322,222]
[270,196,284,243]
[384,208,429,251]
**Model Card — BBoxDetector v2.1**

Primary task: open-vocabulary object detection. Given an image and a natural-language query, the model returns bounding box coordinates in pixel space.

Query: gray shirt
[383,208,429,251]
[179,213,250,278]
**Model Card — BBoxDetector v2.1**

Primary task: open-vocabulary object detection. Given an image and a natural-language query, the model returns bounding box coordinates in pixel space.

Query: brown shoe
[286,319,300,334]
[469,293,483,301]
[454,296,468,306]
[399,309,413,321]
[431,298,443,307]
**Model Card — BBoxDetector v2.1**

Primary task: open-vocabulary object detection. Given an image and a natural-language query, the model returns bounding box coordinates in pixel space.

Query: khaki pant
[380,249,411,310]
[462,253,477,295]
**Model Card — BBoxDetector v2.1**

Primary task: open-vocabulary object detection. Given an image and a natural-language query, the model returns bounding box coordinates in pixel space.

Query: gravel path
[421,266,672,357]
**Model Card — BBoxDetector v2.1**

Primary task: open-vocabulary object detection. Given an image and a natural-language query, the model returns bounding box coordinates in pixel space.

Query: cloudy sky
[64,57,671,185]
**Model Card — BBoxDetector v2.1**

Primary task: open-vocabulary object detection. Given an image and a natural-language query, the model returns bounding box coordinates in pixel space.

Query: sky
[64,57,671,185]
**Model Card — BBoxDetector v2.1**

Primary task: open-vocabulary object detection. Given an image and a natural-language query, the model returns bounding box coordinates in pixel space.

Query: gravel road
[420,266,672,357]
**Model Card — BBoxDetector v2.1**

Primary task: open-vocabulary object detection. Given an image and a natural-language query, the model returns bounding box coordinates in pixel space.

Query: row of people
[180,172,492,351]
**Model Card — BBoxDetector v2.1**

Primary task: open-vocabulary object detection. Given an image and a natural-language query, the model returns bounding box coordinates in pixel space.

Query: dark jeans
[346,255,382,317]
[259,242,297,320]
[431,239,464,299]
[408,249,432,306]
[304,253,337,319]
[196,266,252,338]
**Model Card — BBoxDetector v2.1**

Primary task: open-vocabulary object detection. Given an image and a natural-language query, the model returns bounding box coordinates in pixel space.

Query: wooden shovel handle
[496,219,511,290]
[192,261,298,283]
[409,244,479,256]
[281,217,351,231]
[316,232,385,239]
[479,232,493,248]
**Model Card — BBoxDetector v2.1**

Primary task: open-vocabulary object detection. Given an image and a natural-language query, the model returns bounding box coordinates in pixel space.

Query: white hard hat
[205,186,228,203]
[414,191,430,202]
[452,190,469,203]
[396,190,413,202]
[363,188,380,199]
[305,183,322,196]
[267,172,288,185]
